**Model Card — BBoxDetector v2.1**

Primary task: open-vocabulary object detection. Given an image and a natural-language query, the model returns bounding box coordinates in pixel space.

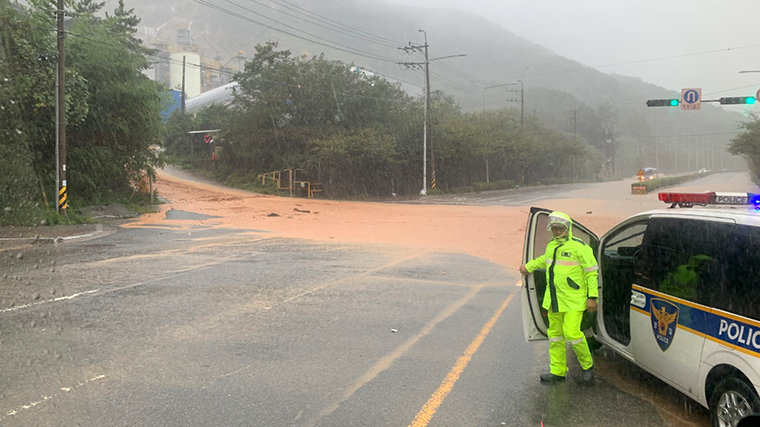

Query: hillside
[128,0,749,174]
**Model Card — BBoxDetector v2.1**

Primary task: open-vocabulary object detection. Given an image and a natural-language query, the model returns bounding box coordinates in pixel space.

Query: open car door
[521,207,599,341]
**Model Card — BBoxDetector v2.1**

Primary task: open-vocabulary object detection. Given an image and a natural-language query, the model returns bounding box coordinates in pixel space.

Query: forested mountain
[130,0,749,175]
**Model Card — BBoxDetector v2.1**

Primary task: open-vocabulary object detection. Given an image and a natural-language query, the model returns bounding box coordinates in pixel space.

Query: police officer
[519,211,599,383]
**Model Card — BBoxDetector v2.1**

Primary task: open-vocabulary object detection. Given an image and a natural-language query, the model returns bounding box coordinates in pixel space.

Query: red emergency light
[658,192,760,208]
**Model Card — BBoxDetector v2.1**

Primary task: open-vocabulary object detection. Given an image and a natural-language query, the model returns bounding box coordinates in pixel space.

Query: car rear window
[635,217,760,321]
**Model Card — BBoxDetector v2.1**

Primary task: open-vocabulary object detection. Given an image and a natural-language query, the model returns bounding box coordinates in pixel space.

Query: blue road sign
[681,88,701,110]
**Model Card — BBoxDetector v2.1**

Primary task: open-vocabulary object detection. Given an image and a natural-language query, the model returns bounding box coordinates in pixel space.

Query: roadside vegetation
[165,42,607,199]
[0,0,163,226]
[2,1,758,226]
[729,114,760,185]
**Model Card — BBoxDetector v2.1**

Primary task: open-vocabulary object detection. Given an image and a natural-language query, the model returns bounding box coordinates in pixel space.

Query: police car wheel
[709,377,760,427]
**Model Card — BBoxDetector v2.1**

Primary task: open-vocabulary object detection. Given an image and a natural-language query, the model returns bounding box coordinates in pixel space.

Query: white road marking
[1,375,106,421]
[1,254,243,315]
[519,197,546,203]
[264,250,430,310]
[0,289,101,314]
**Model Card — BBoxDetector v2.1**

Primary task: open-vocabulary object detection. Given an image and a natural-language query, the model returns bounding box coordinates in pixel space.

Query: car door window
[600,221,648,345]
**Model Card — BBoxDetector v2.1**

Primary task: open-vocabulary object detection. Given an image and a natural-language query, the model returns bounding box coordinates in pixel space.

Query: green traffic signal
[720,96,757,105]
[646,99,680,107]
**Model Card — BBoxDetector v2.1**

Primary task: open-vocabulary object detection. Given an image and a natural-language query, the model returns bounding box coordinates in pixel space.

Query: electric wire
[241,0,403,48]
[189,0,400,64]
[270,0,403,46]
[64,29,421,105]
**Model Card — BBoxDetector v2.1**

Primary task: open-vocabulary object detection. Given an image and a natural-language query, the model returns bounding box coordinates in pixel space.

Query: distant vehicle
[522,191,760,427]
[699,168,711,174]
[640,167,658,180]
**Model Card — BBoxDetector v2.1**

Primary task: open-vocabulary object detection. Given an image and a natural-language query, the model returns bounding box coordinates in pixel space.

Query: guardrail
[257,169,322,198]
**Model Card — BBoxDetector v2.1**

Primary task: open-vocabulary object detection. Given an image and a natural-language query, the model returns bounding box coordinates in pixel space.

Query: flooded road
[3,170,751,426]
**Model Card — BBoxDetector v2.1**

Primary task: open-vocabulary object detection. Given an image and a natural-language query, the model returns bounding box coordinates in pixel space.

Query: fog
[389,0,760,99]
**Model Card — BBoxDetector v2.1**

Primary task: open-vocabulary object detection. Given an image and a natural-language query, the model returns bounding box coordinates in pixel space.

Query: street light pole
[482,82,517,113]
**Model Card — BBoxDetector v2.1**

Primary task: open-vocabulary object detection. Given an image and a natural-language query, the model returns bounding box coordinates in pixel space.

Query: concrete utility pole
[419,29,430,195]
[482,81,520,184]
[399,33,465,196]
[56,0,67,214]
[399,32,430,195]
[181,55,186,115]
[506,80,524,127]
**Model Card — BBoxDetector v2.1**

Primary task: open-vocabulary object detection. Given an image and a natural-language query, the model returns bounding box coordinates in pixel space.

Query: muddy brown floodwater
[133,169,757,270]
[131,168,681,269]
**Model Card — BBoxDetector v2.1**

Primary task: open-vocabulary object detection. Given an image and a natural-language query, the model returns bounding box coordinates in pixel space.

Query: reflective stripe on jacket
[525,235,599,312]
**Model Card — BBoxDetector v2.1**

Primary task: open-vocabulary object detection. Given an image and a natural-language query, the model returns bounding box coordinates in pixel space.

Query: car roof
[629,207,760,227]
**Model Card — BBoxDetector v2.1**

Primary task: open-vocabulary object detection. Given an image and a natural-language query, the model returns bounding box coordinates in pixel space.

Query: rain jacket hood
[547,211,573,243]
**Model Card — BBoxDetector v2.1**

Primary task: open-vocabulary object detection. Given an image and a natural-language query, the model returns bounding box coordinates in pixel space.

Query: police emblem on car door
[650,298,679,351]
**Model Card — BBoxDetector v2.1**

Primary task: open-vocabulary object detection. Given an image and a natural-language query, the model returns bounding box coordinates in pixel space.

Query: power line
[66,29,426,107]
[65,30,238,76]
[591,43,760,71]
[242,0,403,48]
[189,0,400,64]
[271,0,403,46]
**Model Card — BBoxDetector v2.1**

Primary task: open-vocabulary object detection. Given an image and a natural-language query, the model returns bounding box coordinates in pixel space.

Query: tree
[65,1,164,200]
[729,113,760,184]
[307,128,396,196]
[224,42,418,195]
[0,0,88,223]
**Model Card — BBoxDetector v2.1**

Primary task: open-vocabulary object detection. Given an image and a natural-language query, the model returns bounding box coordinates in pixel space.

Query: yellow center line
[409,293,515,427]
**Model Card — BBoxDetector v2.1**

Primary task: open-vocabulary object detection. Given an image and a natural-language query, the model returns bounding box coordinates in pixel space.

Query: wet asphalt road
[0,179,721,426]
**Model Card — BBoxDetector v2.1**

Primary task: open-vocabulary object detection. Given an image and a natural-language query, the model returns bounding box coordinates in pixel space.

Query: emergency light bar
[658,192,760,208]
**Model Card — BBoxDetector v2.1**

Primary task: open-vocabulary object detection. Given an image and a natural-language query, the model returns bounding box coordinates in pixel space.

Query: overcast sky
[389,0,760,99]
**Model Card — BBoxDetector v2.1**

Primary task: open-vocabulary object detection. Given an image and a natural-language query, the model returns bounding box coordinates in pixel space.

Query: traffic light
[646,99,679,107]
[720,96,757,105]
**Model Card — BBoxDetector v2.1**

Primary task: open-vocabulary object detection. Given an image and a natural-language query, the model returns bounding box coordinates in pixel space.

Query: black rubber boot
[539,373,566,383]
[581,367,594,383]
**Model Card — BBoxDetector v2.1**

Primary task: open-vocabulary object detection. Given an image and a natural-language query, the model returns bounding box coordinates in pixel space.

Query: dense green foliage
[165,43,602,198]
[729,114,760,185]
[0,0,164,225]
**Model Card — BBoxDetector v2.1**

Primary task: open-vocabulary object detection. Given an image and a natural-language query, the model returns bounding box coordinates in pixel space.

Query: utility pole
[56,0,67,214]
[399,32,430,195]
[568,109,578,181]
[506,80,524,127]
[399,33,465,196]
[573,110,578,139]
[607,125,616,178]
[181,55,186,115]
[422,31,433,191]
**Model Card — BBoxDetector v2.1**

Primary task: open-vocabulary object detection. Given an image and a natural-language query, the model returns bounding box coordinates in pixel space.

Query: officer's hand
[586,298,598,312]
[519,264,529,275]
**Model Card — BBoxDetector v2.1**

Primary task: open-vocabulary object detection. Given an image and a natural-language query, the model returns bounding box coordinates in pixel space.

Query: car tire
[709,377,760,427]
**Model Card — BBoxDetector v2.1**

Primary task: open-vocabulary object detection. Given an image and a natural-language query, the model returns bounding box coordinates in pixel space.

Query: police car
[521,191,760,427]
